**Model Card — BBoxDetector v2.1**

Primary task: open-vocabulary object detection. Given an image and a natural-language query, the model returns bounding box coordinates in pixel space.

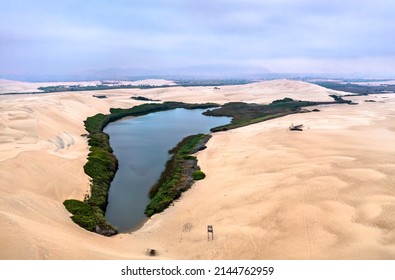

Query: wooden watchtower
[207,225,214,241]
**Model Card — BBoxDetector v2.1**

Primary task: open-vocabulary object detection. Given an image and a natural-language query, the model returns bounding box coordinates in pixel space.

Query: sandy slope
[0,80,394,259]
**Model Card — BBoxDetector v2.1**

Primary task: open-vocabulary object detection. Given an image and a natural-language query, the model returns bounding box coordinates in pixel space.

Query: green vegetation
[270,97,294,103]
[84,113,109,133]
[145,134,211,217]
[37,84,172,93]
[65,102,219,235]
[192,170,206,180]
[131,96,160,101]
[93,95,107,99]
[64,128,118,236]
[36,79,251,94]
[204,99,335,132]
[63,199,97,231]
[313,81,395,95]
[174,79,251,87]
[329,94,353,104]
[83,144,117,208]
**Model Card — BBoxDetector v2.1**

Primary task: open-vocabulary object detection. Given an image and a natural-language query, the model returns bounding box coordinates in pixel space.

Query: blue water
[103,108,230,232]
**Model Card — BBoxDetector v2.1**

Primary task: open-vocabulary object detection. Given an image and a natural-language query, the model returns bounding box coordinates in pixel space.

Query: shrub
[64,199,97,232]
[271,97,294,104]
[71,214,97,232]
[63,199,93,215]
[192,170,206,180]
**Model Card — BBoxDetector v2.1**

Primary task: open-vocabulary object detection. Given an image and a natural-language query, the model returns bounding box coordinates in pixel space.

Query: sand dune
[0,80,394,259]
[122,79,337,104]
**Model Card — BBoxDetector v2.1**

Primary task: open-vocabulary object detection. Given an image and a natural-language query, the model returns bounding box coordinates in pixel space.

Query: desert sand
[0,79,394,259]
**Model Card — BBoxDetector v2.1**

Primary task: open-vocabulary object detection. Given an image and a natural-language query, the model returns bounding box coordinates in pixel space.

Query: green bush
[71,214,97,232]
[84,114,109,133]
[63,199,93,215]
[64,199,97,232]
[270,97,294,104]
[88,133,112,152]
[192,170,206,180]
[63,199,116,233]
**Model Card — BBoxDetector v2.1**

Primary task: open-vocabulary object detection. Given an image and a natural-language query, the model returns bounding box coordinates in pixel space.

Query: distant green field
[313,81,395,95]
[35,79,251,94]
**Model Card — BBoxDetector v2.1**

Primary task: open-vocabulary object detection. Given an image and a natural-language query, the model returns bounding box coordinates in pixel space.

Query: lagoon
[103,108,230,232]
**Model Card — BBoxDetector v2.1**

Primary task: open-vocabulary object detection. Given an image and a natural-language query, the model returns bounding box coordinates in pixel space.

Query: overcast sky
[1,0,394,79]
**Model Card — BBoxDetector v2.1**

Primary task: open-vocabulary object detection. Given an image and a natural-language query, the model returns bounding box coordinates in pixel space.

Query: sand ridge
[0,80,394,259]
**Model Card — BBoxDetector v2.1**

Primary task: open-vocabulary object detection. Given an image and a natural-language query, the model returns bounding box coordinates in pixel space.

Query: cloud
[0,0,394,78]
